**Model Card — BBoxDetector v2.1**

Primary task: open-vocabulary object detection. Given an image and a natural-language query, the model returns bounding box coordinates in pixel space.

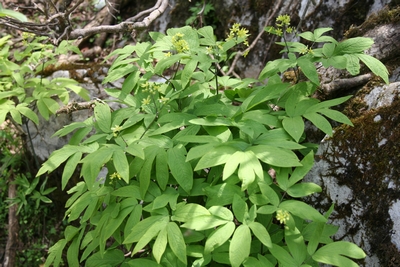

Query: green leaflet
[280,200,327,223]
[167,145,193,193]
[297,56,319,85]
[124,259,163,267]
[171,203,210,222]
[303,112,333,136]
[113,147,130,183]
[132,217,169,255]
[249,145,302,167]
[248,221,272,248]
[312,241,366,266]
[229,225,251,267]
[334,37,374,55]
[16,104,39,125]
[44,239,67,267]
[204,183,244,207]
[232,194,248,223]
[167,222,187,265]
[355,53,389,84]
[269,244,298,266]
[198,26,216,46]
[61,151,82,190]
[80,146,113,189]
[223,150,263,190]
[282,116,304,142]
[181,215,230,231]
[94,102,112,133]
[285,227,307,265]
[194,144,237,170]
[204,222,235,254]
[153,227,168,263]
[123,215,167,244]
[86,249,125,267]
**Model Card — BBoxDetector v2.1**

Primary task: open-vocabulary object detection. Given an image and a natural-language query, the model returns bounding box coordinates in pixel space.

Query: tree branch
[0,0,169,45]
[219,0,284,77]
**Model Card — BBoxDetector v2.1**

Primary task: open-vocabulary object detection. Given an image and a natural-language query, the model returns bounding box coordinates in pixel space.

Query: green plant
[0,31,89,206]
[0,33,89,125]
[0,3,27,22]
[39,16,388,267]
[186,0,216,27]
[0,31,89,266]
[0,122,62,267]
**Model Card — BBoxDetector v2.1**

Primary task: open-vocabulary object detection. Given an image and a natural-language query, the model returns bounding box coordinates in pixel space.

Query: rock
[24,69,125,161]
[305,75,400,266]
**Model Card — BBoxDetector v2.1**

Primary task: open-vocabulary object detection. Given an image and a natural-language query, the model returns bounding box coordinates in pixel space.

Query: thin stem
[214,62,219,95]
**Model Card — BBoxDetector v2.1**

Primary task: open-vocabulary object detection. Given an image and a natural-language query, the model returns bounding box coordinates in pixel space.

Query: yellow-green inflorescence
[276,209,290,225]
[266,14,295,36]
[171,33,190,53]
[226,22,250,46]
[140,81,168,108]
[111,125,123,137]
[110,172,122,181]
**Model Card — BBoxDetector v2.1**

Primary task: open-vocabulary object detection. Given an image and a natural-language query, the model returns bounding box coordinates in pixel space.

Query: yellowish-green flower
[164,51,172,57]
[111,125,123,137]
[286,26,295,34]
[276,210,290,224]
[158,96,169,103]
[300,46,309,54]
[110,172,122,180]
[237,28,249,39]
[231,23,241,33]
[276,14,291,27]
[153,84,161,92]
[141,82,149,92]
[226,32,235,41]
[141,96,151,106]
[172,33,189,53]
[206,46,214,54]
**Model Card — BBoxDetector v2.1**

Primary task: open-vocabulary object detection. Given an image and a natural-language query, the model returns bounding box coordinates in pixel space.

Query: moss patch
[323,95,400,266]
[345,5,400,38]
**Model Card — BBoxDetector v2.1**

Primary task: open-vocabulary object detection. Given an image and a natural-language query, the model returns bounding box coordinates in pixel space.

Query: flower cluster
[266,14,295,37]
[140,82,169,107]
[141,82,161,94]
[110,172,122,180]
[171,33,189,53]
[226,23,250,46]
[276,209,290,224]
[111,125,123,137]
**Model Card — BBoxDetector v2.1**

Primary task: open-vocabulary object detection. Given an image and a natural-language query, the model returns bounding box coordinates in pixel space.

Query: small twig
[221,0,284,77]
[56,101,96,115]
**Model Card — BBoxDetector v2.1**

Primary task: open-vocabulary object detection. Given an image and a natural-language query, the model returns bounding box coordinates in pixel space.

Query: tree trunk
[3,171,19,267]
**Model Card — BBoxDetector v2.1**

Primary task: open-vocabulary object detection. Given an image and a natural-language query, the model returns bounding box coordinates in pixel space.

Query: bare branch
[67,0,169,42]
[220,0,284,77]
[127,0,166,22]
[56,101,96,115]
[0,0,169,45]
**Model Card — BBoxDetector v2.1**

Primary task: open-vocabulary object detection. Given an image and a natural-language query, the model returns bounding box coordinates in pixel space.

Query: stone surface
[305,73,400,266]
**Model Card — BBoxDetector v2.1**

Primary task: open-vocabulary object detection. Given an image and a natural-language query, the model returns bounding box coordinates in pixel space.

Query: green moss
[322,95,400,266]
[345,5,400,38]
